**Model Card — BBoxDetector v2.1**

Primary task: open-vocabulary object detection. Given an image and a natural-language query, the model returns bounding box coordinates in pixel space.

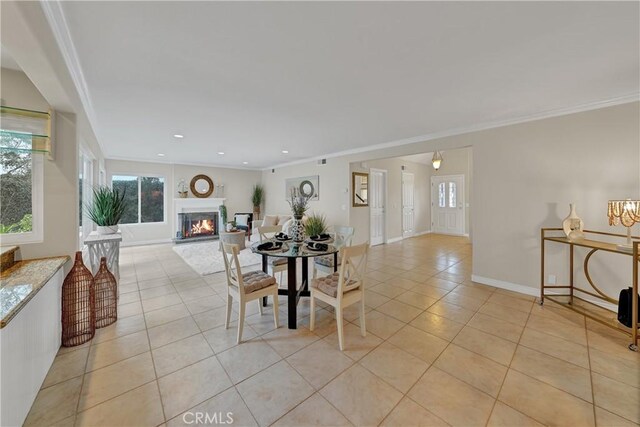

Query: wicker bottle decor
[62,251,96,347]
[94,257,118,328]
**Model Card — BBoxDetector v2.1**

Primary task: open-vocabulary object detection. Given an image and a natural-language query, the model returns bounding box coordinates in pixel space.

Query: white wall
[106,159,262,245]
[431,147,472,235]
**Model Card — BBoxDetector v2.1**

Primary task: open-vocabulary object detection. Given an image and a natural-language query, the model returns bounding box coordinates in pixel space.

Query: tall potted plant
[87,186,127,234]
[252,184,264,220]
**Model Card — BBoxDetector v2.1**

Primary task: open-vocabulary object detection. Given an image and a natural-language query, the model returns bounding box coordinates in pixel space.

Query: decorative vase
[62,252,96,347]
[226,223,233,232]
[97,225,119,235]
[291,215,305,243]
[94,257,118,328]
[562,203,584,240]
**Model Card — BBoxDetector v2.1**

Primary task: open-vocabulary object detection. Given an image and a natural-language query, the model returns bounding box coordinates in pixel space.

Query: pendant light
[432,151,443,171]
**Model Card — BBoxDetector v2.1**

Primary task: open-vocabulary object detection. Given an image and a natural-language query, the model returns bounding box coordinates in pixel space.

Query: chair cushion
[314,254,341,267]
[262,215,279,227]
[269,257,287,266]
[277,215,292,226]
[241,271,276,293]
[311,272,357,298]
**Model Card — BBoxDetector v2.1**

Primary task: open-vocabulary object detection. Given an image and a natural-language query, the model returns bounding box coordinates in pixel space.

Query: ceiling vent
[271,169,275,173]
[317,158,327,165]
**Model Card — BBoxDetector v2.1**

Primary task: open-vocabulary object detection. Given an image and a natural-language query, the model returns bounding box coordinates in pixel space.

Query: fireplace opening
[177,212,219,241]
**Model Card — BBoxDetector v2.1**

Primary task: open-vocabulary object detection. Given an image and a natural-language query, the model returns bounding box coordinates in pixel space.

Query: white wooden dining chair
[222,243,279,343]
[313,226,355,278]
[309,242,369,350]
[258,225,288,282]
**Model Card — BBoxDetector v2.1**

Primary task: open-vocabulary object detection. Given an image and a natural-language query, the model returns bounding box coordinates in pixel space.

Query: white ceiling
[400,153,434,166]
[56,2,639,169]
[1,46,22,71]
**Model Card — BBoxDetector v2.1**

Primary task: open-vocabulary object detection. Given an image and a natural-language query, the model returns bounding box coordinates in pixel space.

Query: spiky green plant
[86,186,127,226]
[219,204,228,225]
[252,184,264,208]
[304,212,328,237]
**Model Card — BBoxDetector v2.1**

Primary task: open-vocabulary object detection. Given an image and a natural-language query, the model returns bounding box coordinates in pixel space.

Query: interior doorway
[369,168,387,246]
[402,172,415,238]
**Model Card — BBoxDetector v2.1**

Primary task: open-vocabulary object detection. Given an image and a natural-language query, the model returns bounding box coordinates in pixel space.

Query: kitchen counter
[0,256,69,328]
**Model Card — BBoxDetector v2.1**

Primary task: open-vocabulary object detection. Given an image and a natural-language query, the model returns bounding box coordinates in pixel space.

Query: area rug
[172,241,262,276]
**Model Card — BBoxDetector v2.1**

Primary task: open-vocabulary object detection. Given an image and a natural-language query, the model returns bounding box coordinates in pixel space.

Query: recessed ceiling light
[281,150,289,154]
[173,134,184,139]
[157,153,165,157]
[242,161,249,165]
[217,151,225,155]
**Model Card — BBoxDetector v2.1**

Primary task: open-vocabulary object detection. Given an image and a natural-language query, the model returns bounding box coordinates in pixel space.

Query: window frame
[110,173,167,225]
[1,152,44,245]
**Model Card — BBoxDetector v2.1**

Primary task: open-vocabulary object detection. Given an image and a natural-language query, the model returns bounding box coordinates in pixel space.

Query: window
[449,182,457,208]
[438,182,446,208]
[0,133,43,244]
[112,175,165,224]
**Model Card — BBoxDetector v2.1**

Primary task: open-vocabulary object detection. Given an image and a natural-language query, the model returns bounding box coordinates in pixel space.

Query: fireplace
[176,211,219,242]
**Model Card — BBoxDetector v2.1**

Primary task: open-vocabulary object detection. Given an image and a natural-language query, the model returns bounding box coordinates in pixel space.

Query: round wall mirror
[299,180,315,198]
[190,174,214,198]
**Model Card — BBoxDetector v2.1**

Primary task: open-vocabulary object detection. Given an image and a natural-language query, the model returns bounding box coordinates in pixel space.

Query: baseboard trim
[471,274,618,312]
[386,236,403,244]
[121,238,173,247]
[415,230,432,237]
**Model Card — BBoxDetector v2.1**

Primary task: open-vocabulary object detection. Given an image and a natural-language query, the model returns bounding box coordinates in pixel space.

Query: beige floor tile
[148,316,200,349]
[453,326,516,366]
[237,360,314,426]
[118,301,144,318]
[352,309,405,339]
[409,283,450,299]
[166,387,257,427]
[152,333,214,377]
[360,341,429,393]
[144,303,191,329]
[498,370,595,426]
[158,356,232,420]
[384,276,422,290]
[425,277,459,291]
[369,282,408,299]
[92,314,147,344]
[589,346,640,389]
[183,294,226,315]
[364,289,392,308]
[380,397,448,427]
[320,364,403,426]
[272,393,352,427]
[118,291,141,305]
[441,292,485,311]
[486,292,534,313]
[478,302,530,326]
[427,301,475,324]
[434,344,507,397]
[388,325,448,363]
[376,299,425,322]
[24,377,83,426]
[262,326,319,358]
[177,285,217,302]
[592,372,640,424]
[78,352,156,411]
[286,339,354,389]
[594,406,640,427]
[450,284,493,301]
[42,347,89,388]
[138,277,173,290]
[202,323,258,353]
[519,327,589,368]
[75,382,164,427]
[466,312,523,343]
[487,401,543,427]
[410,311,464,341]
[142,293,184,312]
[395,291,437,310]
[300,308,339,337]
[86,330,150,372]
[323,322,383,360]
[531,302,585,327]
[408,367,495,426]
[191,306,231,332]
[217,339,282,384]
[510,346,592,402]
[139,284,177,300]
[526,314,587,346]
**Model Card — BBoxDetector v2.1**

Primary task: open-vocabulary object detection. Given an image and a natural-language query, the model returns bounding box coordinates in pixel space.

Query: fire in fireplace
[177,212,219,241]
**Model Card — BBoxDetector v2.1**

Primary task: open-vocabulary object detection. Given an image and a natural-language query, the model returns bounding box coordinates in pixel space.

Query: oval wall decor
[190,174,214,198]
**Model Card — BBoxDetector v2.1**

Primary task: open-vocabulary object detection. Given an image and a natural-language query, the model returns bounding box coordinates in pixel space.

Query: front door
[402,172,415,238]
[431,175,464,235]
[370,169,386,246]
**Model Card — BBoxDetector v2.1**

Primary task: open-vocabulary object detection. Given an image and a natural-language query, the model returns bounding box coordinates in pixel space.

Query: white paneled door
[402,172,415,238]
[370,169,386,246]
[431,174,465,235]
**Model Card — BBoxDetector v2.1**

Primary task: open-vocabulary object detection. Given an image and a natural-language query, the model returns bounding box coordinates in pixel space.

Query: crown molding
[263,94,639,170]
[39,0,106,156]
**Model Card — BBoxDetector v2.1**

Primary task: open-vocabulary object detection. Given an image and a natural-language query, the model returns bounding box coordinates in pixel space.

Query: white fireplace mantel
[174,198,226,238]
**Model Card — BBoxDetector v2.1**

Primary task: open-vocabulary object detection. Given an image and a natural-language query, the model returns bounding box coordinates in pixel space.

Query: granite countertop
[0,256,70,328]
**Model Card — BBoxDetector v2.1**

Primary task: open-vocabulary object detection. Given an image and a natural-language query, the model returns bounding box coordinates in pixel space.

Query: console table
[540,228,639,351]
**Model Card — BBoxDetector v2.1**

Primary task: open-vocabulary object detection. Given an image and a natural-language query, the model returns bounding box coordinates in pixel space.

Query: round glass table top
[251,240,338,258]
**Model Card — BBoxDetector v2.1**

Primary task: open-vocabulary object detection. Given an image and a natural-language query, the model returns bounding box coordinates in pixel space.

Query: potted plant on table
[87,186,127,235]
[252,184,264,220]
[287,188,310,243]
[304,213,328,237]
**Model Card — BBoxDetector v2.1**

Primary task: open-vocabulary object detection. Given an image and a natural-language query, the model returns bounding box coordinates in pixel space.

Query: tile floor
[25,234,640,426]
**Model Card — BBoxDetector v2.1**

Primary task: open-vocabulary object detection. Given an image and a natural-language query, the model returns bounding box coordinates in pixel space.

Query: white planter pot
[96,225,119,235]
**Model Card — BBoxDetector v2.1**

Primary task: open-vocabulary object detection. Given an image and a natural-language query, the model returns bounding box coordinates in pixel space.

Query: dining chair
[221,243,279,343]
[309,242,369,351]
[313,226,355,278]
[258,225,288,282]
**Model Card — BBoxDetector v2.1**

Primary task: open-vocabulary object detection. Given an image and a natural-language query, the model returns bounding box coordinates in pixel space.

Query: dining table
[251,240,338,329]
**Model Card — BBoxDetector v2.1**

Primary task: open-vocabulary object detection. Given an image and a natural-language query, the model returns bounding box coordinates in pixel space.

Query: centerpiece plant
[287,187,310,242]
[304,212,328,237]
[86,186,127,234]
